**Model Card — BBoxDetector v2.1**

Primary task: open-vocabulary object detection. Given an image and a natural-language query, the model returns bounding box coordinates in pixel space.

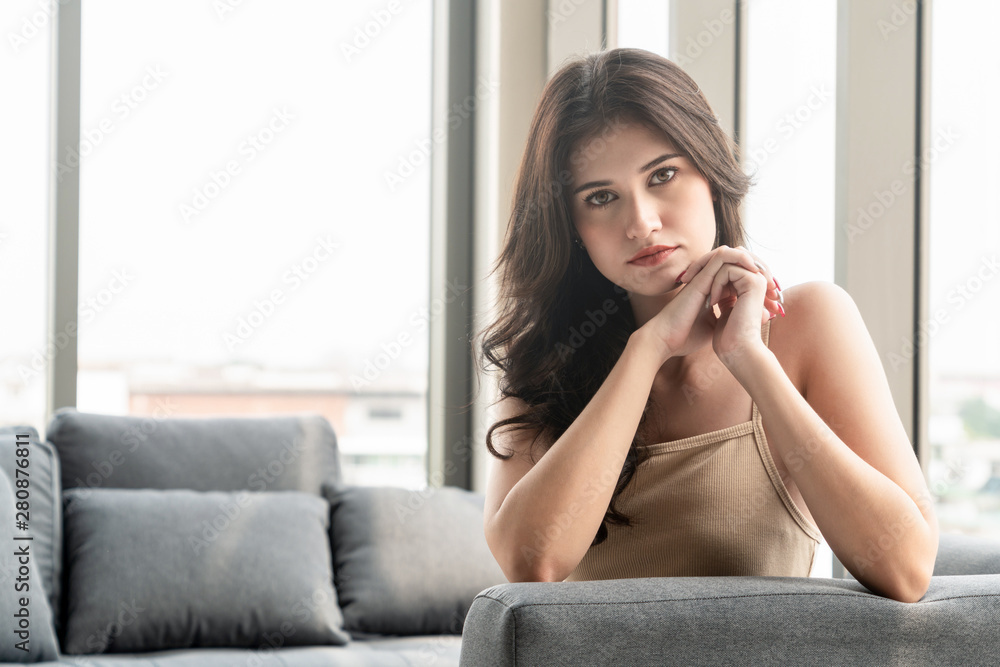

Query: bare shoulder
[767,281,865,394]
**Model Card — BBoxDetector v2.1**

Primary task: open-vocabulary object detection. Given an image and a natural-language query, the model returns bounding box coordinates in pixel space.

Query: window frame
[48,0,932,498]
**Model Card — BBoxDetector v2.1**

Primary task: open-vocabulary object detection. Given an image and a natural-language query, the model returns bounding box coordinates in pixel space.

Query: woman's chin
[624,281,684,300]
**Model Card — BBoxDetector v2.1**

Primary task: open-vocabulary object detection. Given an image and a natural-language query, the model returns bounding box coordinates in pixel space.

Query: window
[927,0,1000,536]
[617,0,670,58]
[73,0,432,487]
[743,0,836,286]
[0,0,53,434]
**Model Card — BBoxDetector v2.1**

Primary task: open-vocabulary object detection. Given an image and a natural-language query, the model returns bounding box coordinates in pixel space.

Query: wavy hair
[477,48,752,546]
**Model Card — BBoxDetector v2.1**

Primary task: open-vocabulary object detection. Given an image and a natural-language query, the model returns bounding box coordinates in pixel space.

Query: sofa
[460,518,1000,665]
[4,411,1000,667]
[0,409,507,666]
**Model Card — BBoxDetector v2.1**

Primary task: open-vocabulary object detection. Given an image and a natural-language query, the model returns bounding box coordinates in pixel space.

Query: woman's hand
[638,275,720,362]
[641,245,782,364]
[677,245,782,367]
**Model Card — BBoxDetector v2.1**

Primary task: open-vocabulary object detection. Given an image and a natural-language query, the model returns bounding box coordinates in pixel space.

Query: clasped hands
[641,245,784,367]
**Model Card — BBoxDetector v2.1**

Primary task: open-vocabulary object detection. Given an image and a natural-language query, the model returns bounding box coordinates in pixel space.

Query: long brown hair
[477,48,751,546]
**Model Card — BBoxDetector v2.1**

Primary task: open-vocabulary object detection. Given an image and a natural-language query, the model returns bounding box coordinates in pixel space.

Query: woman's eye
[651,167,677,184]
[584,191,615,208]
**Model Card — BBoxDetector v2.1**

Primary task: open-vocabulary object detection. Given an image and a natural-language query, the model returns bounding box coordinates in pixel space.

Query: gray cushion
[460,575,1000,666]
[47,409,341,494]
[40,637,464,666]
[934,532,1000,575]
[0,464,61,663]
[0,427,62,634]
[61,487,351,654]
[323,484,506,636]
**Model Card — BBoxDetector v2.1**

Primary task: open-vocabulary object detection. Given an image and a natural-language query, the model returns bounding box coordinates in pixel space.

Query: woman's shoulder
[766,280,864,393]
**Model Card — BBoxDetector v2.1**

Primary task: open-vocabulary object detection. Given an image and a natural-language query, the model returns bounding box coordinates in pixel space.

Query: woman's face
[567,122,718,296]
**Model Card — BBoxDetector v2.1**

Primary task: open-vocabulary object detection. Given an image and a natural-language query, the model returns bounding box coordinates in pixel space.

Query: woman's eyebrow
[572,152,683,195]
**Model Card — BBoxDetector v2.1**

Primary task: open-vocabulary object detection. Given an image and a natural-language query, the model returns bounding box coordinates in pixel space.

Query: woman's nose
[625,194,662,239]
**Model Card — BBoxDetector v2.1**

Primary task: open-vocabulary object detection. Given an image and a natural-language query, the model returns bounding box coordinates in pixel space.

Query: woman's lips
[629,247,676,267]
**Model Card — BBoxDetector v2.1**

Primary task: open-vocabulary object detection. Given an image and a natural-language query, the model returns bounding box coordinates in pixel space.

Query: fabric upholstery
[933,532,1000,575]
[0,464,61,663]
[46,408,341,495]
[29,636,464,666]
[60,487,350,654]
[460,574,1000,666]
[324,484,507,636]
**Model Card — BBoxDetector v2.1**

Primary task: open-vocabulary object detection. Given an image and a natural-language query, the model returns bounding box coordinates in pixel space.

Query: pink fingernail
[675,271,686,284]
[778,303,786,318]
[774,276,782,291]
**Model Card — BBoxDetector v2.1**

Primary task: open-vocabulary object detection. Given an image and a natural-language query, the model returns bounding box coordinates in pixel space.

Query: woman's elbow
[485,529,567,582]
[873,556,935,603]
[492,548,567,583]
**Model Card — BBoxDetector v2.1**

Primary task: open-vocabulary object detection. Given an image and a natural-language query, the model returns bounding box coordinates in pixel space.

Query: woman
[477,48,938,603]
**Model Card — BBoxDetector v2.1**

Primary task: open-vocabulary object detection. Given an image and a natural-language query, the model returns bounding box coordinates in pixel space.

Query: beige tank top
[564,320,822,581]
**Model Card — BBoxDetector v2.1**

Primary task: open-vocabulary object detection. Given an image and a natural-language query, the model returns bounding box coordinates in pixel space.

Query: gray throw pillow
[323,484,507,636]
[0,466,61,663]
[61,488,351,654]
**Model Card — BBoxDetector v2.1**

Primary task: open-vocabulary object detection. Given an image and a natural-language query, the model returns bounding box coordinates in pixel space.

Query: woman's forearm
[487,330,664,582]
[727,347,937,602]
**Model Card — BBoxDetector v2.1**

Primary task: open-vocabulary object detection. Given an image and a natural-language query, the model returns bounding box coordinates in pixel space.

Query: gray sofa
[0,410,506,666]
[4,411,1000,666]
[460,520,1000,665]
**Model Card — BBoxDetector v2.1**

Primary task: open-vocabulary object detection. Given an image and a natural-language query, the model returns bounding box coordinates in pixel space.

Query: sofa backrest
[47,408,342,495]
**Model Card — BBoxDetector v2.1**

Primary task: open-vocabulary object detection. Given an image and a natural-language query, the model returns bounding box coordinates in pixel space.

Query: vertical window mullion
[49,0,82,417]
